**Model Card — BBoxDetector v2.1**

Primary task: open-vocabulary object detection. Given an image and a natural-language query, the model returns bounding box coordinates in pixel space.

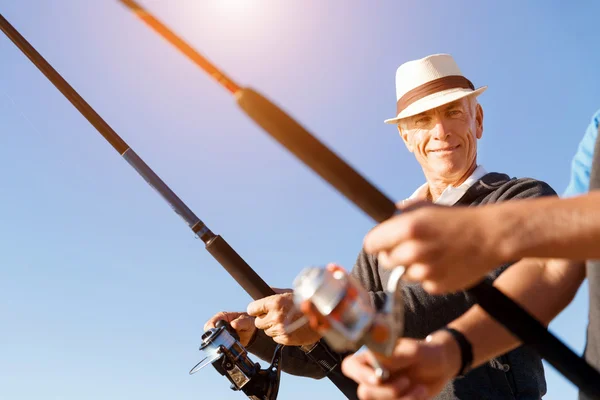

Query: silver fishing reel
[190,320,283,400]
[293,264,405,379]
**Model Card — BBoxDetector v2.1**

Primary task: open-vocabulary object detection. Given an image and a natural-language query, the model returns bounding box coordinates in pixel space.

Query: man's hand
[204,311,257,347]
[364,202,502,294]
[247,288,322,346]
[341,331,461,400]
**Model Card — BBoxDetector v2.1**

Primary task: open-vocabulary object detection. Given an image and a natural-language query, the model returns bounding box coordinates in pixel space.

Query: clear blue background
[1,1,597,399]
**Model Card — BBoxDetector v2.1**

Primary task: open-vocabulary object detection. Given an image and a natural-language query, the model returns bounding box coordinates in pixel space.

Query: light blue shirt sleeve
[563,110,600,197]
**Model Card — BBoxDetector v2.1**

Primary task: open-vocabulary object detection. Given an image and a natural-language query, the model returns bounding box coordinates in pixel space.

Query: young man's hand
[364,202,503,294]
[341,330,461,400]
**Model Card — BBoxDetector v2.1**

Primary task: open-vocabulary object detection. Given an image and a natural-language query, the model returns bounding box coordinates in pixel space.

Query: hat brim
[384,86,487,125]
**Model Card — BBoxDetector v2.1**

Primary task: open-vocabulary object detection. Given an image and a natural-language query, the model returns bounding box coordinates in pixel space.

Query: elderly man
[342,110,600,399]
[205,54,555,399]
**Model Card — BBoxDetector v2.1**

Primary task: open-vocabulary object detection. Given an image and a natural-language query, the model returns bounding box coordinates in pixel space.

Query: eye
[414,116,431,126]
[448,110,462,117]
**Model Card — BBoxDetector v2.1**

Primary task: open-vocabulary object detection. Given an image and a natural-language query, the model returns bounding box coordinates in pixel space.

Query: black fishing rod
[117,1,600,397]
[0,12,357,400]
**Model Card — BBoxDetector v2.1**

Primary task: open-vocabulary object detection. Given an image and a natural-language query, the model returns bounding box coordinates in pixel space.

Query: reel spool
[293,264,405,379]
[190,320,283,400]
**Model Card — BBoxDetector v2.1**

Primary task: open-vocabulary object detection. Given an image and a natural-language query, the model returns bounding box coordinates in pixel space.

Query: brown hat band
[396,75,475,116]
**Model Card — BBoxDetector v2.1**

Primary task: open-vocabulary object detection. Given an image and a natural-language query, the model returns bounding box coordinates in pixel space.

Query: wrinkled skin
[398,96,483,200]
[204,288,322,347]
[247,289,322,346]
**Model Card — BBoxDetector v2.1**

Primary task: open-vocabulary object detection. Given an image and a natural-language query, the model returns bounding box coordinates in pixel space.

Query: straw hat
[384,54,487,124]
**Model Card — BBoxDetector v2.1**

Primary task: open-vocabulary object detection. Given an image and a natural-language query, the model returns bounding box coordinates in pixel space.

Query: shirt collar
[408,165,488,206]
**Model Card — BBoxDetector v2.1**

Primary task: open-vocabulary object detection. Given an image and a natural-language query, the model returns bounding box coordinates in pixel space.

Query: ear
[475,104,484,139]
[398,125,414,152]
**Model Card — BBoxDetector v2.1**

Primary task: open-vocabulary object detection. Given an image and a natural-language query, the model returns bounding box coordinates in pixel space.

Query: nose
[432,118,451,140]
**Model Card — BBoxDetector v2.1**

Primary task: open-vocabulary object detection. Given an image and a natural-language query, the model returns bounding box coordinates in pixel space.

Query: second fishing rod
[0,13,358,400]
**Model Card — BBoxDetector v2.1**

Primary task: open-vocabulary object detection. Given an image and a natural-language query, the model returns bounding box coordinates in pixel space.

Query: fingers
[377,238,448,283]
[251,297,292,331]
[248,293,298,331]
[343,341,423,378]
[377,244,421,269]
[364,215,414,255]
[229,314,258,346]
[255,312,281,331]
[357,383,428,400]
[373,340,422,371]
[247,293,294,317]
[376,236,438,270]
[247,298,269,317]
[247,292,321,345]
[365,201,443,255]
[402,264,431,282]
[257,312,298,337]
[342,352,380,385]
[343,353,427,400]
[230,314,255,332]
[343,341,420,383]
[421,280,447,295]
[253,311,269,330]
[204,311,244,331]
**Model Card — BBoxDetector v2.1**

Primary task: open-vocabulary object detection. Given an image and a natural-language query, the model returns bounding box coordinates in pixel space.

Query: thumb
[377,339,422,371]
[204,311,242,331]
[230,315,255,331]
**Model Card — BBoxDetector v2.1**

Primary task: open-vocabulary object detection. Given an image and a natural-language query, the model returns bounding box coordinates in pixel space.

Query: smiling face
[398,96,484,185]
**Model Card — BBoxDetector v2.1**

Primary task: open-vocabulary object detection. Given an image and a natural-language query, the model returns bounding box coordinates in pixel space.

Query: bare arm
[445,257,586,369]
[364,191,600,294]
[490,191,600,261]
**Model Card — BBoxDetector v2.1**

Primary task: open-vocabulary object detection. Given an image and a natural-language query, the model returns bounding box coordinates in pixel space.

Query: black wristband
[441,327,473,377]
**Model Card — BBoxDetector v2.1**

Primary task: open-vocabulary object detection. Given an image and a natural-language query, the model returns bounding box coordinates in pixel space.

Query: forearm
[448,258,585,368]
[486,191,600,261]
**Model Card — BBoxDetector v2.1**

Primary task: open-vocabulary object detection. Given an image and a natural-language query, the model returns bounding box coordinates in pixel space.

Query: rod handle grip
[205,234,275,300]
[236,87,397,224]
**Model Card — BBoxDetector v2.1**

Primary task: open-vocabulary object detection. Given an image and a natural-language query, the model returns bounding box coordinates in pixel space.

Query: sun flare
[214,0,255,17]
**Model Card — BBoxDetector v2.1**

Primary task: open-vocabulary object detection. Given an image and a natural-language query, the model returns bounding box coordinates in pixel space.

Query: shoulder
[500,177,556,198]
[590,108,600,131]
[563,109,600,197]
[479,174,556,203]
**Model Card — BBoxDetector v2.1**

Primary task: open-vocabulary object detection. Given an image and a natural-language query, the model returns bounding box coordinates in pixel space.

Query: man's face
[398,97,484,181]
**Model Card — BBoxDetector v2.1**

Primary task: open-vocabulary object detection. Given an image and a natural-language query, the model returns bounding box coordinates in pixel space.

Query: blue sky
[1,1,599,399]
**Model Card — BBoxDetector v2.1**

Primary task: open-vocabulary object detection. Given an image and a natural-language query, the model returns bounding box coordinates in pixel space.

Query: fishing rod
[118,0,395,223]
[117,1,600,397]
[0,13,357,400]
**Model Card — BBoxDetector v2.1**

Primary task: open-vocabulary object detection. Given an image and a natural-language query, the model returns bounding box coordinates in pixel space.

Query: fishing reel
[293,263,405,379]
[190,320,283,400]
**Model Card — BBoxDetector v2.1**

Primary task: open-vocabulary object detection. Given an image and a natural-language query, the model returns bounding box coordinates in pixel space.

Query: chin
[434,163,462,174]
